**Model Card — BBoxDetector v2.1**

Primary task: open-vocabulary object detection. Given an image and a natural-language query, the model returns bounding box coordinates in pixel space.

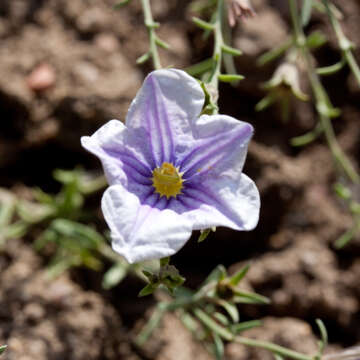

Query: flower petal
[81,120,154,198]
[173,115,258,231]
[179,115,253,179]
[170,173,260,231]
[126,69,205,166]
[102,184,193,263]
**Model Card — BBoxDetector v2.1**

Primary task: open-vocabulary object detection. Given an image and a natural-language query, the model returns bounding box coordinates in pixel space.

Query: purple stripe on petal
[120,161,151,184]
[105,149,152,177]
[172,194,200,212]
[103,150,152,187]
[180,125,252,179]
[182,185,245,228]
[149,76,175,164]
[122,164,152,186]
[136,188,156,204]
[145,96,163,166]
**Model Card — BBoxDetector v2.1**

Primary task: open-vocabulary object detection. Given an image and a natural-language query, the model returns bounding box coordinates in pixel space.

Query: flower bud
[226,0,255,27]
[264,62,308,101]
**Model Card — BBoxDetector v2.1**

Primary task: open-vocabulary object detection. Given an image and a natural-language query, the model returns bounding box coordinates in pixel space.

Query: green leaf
[185,58,215,77]
[113,0,131,9]
[217,299,239,323]
[142,269,156,282]
[47,258,75,278]
[2,221,28,240]
[290,123,323,147]
[257,38,292,66]
[306,31,327,49]
[274,354,285,360]
[51,219,104,248]
[255,93,278,112]
[193,308,234,341]
[78,174,107,195]
[203,265,227,285]
[135,304,167,345]
[102,263,127,289]
[315,319,328,353]
[0,345,7,355]
[192,16,215,31]
[162,271,185,293]
[333,183,352,200]
[335,227,355,249]
[317,59,345,76]
[213,333,225,360]
[199,80,218,115]
[350,202,360,215]
[0,190,16,227]
[198,228,211,242]
[222,44,243,57]
[231,320,262,334]
[53,168,79,185]
[233,290,270,305]
[33,187,56,205]
[17,200,54,223]
[136,52,150,65]
[301,0,313,26]
[181,311,201,333]
[213,312,230,326]
[218,74,245,83]
[138,283,158,297]
[229,264,250,286]
[155,36,171,50]
[36,219,105,275]
[160,257,170,267]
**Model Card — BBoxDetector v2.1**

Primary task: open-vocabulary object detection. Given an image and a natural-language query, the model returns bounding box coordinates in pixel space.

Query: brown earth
[1,0,360,359]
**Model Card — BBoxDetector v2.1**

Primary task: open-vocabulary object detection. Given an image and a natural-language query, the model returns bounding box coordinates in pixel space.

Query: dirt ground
[1,0,360,359]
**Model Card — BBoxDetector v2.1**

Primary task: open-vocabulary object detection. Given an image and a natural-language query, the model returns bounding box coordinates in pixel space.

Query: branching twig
[289,0,360,184]
[322,0,360,87]
[140,0,162,69]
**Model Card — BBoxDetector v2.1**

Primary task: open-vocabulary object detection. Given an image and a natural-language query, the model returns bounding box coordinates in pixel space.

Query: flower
[255,62,308,122]
[263,62,308,102]
[81,69,260,264]
[226,0,255,27]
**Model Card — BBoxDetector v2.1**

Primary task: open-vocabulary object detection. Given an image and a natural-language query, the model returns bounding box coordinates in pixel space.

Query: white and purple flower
[81,69,260,264]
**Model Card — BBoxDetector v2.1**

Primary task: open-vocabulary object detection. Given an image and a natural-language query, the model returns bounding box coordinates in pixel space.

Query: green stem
[135,304,167,345]
[289,0,360,184]
[208,0,225,92]
[322,0,360,87]
[235,337,314,360]
[141,0,162,70]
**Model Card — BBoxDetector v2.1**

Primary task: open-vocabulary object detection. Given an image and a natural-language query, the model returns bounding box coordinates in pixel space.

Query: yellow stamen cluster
[152,162,184,199]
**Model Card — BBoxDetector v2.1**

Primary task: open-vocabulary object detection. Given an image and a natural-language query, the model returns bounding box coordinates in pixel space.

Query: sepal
[138,259,186,297]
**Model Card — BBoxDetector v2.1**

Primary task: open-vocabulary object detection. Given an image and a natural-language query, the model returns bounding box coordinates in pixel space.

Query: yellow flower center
[151,162,184,199]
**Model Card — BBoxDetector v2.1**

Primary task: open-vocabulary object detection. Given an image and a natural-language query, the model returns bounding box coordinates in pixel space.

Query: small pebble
[27,63,56,91]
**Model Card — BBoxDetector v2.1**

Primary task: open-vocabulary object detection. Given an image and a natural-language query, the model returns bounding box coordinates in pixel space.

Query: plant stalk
[322,0,360,87]
[235,337,314,360]
[141,0,162,70]
[208,0,225,92]
[289,0,360,184]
